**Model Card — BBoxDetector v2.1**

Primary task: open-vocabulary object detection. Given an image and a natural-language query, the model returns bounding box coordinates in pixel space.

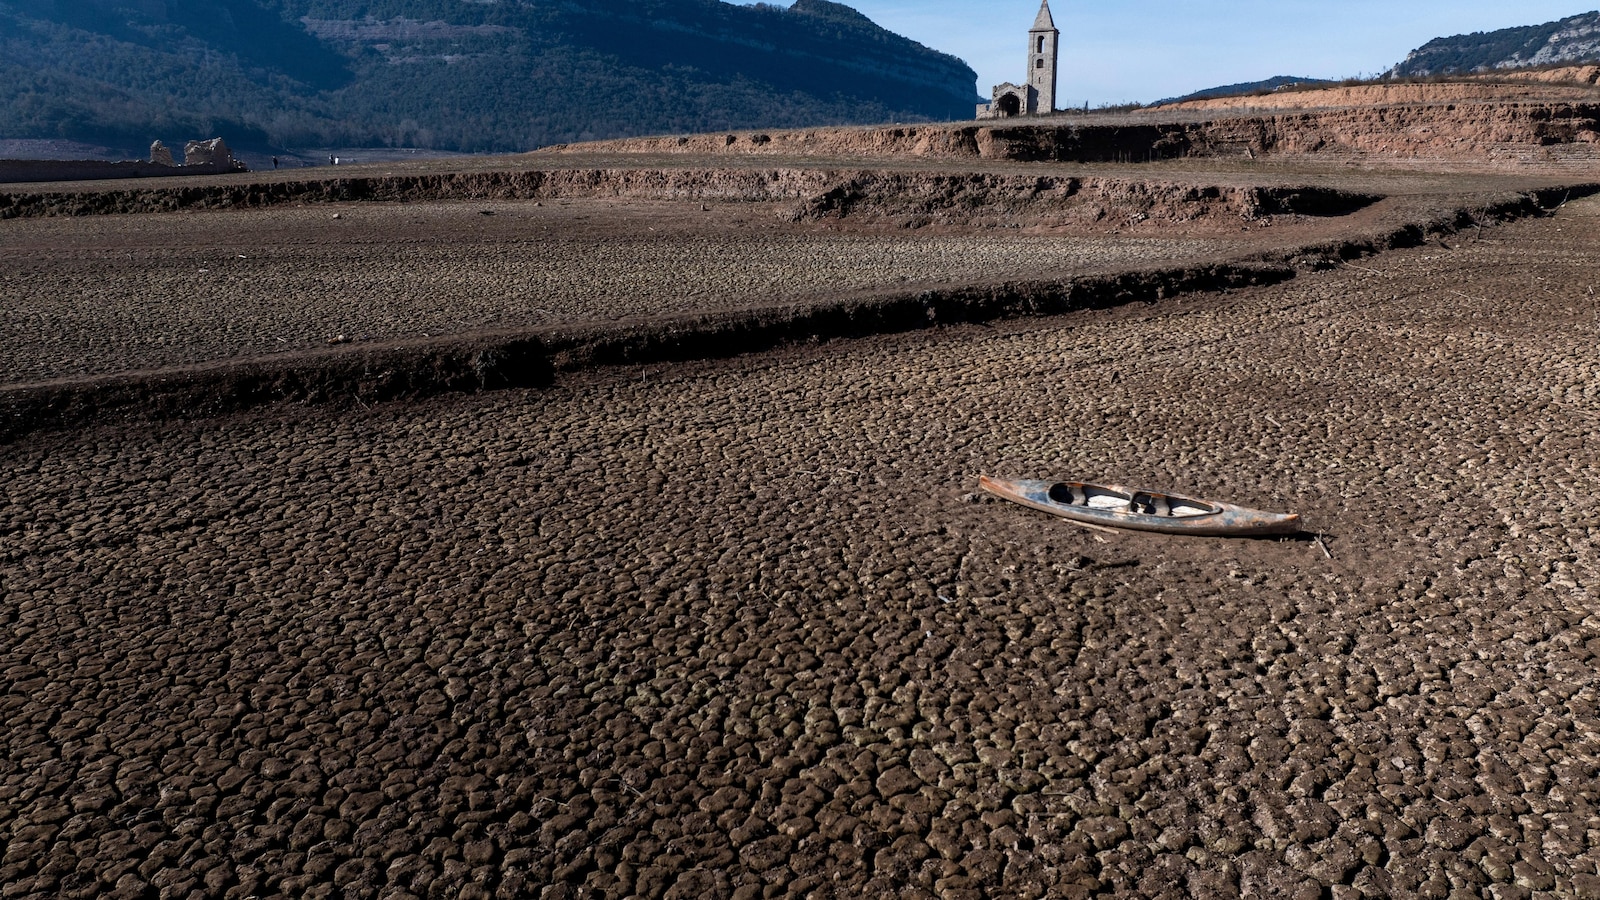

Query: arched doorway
[998,93,1022,117]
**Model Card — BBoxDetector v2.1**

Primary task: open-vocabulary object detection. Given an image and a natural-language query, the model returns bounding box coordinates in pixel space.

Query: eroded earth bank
[0,157,1590,440]
[2,144,1600,900]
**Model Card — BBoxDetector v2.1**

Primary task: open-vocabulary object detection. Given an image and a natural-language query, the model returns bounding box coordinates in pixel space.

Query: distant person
[272,156,279,169]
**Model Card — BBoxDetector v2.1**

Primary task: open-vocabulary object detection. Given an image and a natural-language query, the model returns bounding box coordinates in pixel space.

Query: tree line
[0,0,979,153]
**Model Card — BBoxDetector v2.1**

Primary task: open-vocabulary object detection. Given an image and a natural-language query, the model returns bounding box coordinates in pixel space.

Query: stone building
[977,0,1060,119]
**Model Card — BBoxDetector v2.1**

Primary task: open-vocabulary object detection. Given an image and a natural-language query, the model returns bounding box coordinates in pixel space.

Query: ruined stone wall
[0,141,246,184]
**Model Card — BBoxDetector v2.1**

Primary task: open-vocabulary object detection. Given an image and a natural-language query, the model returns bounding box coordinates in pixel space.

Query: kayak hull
[979,476,1302,537]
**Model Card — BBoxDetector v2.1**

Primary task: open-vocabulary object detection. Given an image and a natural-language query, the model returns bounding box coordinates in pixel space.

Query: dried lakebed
[1,163,1585,394]
[0,198,1243,386]
[2,199,1598,898]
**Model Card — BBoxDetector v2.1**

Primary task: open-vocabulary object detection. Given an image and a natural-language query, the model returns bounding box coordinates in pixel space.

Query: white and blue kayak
[979,476,1302,536]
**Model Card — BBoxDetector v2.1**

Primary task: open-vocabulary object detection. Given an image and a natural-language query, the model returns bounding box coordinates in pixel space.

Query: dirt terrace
[3,181,1599,900]
[0,161,1582,397]
[549,91,1600,172]
[1156,80,1600,112]
[0,197,1242,387]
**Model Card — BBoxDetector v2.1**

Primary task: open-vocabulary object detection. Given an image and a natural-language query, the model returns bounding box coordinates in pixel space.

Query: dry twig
[1314,534,1334,560]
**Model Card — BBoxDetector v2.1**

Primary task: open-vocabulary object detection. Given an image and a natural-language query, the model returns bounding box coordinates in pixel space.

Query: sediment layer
[1157,79,1600,110]
[0,264,1287,444]
[0,157,243,185]
[3,180,1590,443]
[0,169,1380,222]
[554,102,1600,169]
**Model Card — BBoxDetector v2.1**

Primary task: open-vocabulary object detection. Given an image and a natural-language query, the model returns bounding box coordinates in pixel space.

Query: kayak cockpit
[1046,482,1218,519]
[981,475,1301,537]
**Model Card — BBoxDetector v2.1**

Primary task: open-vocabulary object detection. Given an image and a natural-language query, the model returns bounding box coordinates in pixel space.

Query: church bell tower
[1027,0,1059,115]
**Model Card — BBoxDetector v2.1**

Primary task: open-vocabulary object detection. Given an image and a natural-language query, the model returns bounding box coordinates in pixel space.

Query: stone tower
[976,0,1062,119]
[1027,0,1059,115]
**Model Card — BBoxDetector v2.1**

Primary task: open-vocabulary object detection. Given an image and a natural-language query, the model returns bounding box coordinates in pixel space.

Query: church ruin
[977,0,1060,119]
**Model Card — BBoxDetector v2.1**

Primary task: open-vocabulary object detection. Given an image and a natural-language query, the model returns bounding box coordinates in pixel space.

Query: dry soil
[0,164,1578,390]
[0,198,1239,386]
[2,182,1598,900]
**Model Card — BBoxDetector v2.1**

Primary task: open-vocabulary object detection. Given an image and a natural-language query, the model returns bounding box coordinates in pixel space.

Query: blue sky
[838,1,1599,104]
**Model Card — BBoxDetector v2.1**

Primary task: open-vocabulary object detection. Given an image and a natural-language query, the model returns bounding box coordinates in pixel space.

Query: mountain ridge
[1154,76,1336,107]
[0,0,979,153]
[1389,10,1600,77]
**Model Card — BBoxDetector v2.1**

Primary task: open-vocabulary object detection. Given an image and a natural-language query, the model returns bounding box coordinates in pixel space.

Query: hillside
[0,0,979,153]
[1390,10,1600,77]
[1153,76,1335,107]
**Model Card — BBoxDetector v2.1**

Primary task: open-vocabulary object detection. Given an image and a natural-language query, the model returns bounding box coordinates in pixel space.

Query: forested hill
[1389,11,1600,77]
[1155,76,1335,106]
[0,0,981,153]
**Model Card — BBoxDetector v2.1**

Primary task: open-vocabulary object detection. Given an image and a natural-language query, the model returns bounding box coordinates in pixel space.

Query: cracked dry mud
[3,199,1600,899]
[0,197,1243,386]
[0,162,1577,389]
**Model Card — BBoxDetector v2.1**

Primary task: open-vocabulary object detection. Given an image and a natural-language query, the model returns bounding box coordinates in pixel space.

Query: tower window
[1038,36,1046,53]
[1036,59,1044,68]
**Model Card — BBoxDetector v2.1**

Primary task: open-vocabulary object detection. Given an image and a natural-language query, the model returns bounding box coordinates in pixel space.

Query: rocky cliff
[0,0,979,153]
[1391,11,1600,77]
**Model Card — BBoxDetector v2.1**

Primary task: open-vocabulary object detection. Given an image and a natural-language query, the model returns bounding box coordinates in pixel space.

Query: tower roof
[1031,0,1056,32]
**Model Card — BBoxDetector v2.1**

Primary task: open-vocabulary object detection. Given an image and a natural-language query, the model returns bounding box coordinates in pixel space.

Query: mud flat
[4,195,1600,899]
[0,158,1590,441]
[3,100,1600,897]
[0,196,1258,385]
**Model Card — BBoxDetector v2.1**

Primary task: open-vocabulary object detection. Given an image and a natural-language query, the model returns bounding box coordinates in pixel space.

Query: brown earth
[544,82,1600,173]
[546,107,1600,169]
[1479,65,1600,87]
[1,162,1585,440]
[3,192,1599,900]
[0,171,1504,388]
[1156,80,1600,112]
[2,108,1600,899]
[0,194,1248,384]
[0,158,244,186]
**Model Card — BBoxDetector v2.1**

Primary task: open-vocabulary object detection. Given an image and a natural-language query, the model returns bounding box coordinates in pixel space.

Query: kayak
[978,476,1302,536]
